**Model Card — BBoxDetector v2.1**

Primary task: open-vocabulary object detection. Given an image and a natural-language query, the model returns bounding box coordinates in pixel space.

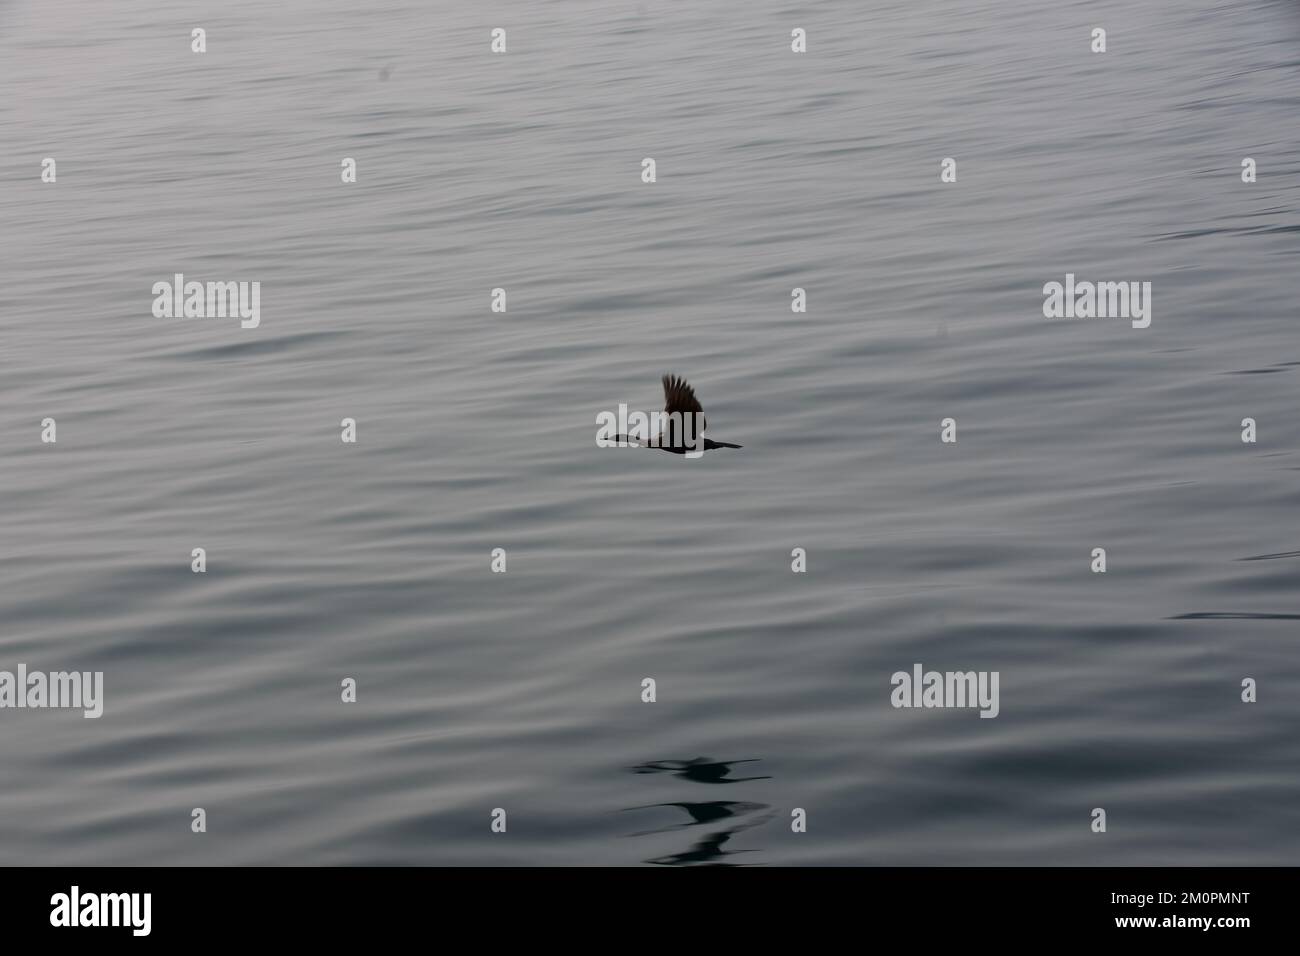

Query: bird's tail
[704,439,742,450]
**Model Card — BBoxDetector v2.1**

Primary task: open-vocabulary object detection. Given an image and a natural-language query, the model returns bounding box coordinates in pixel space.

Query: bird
[615,375,742,454]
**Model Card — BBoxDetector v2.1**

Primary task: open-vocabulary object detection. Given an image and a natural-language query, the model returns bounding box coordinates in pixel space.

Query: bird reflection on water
[624,757,775,866]
[629,757,771,784]
[622,800,768,837]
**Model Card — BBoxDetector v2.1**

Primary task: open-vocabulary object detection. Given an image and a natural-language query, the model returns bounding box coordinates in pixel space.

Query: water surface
[1,0,1298,865]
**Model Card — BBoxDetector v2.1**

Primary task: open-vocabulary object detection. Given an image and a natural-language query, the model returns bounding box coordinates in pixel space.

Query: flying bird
[616,375,742,454]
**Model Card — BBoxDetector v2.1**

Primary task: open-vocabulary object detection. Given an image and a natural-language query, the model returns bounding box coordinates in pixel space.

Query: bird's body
[615,375,742,454]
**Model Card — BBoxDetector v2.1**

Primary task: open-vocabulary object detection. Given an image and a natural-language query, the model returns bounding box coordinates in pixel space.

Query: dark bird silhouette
[615,375,742,453]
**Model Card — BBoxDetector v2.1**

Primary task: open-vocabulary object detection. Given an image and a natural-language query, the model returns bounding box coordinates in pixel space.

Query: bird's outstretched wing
[662,374,706,432]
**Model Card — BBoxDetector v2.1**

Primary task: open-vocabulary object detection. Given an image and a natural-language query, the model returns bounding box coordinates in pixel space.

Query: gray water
[2,0,1299,866]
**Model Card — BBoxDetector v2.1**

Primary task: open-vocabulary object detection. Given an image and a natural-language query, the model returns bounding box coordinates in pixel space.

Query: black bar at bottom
[1,867,1281,941]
